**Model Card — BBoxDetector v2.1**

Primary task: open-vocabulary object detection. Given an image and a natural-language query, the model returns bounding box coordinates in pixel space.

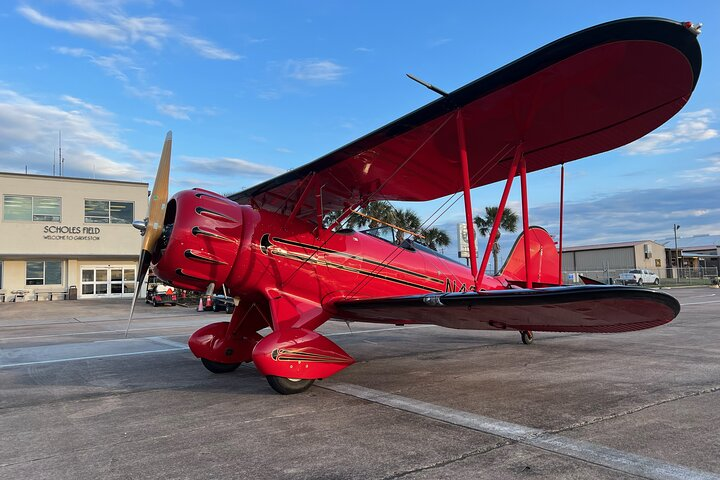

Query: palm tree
[327,201,450,251]
[419,227,451,252]
[474,206,518,274]
[345,201,396,229]
[392,208,421,243]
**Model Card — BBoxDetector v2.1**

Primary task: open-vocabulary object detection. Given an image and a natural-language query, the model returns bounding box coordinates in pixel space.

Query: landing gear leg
[266,376,315,395]
[520,330,534,345]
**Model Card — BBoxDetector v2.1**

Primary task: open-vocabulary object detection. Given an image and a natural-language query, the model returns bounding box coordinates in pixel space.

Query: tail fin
[497,226,561,287]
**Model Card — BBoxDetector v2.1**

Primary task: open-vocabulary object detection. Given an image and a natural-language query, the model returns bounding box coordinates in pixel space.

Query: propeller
[125,131,172,337]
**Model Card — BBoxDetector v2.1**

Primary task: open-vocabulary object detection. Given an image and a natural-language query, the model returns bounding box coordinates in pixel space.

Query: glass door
[81,267,135,298]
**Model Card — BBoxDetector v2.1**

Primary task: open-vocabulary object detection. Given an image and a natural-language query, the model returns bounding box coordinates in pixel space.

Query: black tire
[266,375,315,394]
[152,299,158,307]
[201,358,241,374]
[637,279,643,286]
[520,330,534,345]
[225,304,234,314]
[654,278,660,285]
[212,303,220,312]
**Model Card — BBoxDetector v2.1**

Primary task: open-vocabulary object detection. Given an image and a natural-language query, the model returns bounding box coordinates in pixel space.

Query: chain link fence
[563,266,719,286]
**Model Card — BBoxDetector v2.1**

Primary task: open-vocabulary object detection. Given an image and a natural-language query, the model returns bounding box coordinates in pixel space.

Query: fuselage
[151,189,506,315]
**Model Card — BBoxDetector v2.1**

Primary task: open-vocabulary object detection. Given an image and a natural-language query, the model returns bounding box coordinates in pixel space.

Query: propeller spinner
[125,131,172,336]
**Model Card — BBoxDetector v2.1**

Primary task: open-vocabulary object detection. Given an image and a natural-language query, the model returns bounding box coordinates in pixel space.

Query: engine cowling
[152,188,244,292]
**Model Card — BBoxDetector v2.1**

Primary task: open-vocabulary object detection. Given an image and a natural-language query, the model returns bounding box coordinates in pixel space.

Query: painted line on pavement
[0,347,189,369]
[325,325,436,336]
[679,300,720,306]
[148,336,190,349]
[0,323,206,342]
[0,323,432,343]
[0,326,433,369]
[323,382,720,480]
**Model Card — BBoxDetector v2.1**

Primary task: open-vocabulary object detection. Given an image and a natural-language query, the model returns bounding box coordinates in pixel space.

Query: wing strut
[476,144,523,288]
[520,155,532,288]
[455,111,479,287]
[559,163,565,283]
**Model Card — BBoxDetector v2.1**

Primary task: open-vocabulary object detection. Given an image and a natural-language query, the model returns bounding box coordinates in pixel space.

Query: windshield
[628,270,641,274]
[362,226,396,243]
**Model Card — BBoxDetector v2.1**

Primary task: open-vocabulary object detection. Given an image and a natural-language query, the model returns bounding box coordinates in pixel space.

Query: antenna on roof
[58,130,65,177]
[53,149,56,176]
[406,73,449,97]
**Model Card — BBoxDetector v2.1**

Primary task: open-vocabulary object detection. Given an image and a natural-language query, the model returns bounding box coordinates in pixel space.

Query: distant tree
[347,201,396,229]
[474,206,518,274]
[418,227,451,251]
[326,201,450,251]
[392,208,421,243]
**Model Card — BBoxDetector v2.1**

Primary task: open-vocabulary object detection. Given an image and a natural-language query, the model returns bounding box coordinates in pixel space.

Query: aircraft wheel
[201,358,241,374]
[266,375,315,395]
[520,330,534,345]
[654,278,660,285]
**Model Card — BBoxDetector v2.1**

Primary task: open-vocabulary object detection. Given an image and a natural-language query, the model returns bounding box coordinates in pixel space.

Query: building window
[26,260,62,286]
[84,200,134,224]
[3,195,61,222]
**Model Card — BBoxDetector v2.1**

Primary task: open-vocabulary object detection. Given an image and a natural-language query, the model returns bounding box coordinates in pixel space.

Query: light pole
[673,224,680,283]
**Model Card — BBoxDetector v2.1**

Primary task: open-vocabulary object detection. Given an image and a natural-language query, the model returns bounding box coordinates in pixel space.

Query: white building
[0,172,148,301]
[561,240,667,284]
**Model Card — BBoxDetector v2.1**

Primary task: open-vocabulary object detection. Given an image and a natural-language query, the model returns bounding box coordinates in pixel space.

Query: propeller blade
[125,131,173,337]
[126,249,152,337]
[143,131,172,253]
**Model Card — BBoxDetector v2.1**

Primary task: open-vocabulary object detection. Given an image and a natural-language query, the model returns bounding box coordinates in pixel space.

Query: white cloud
[125,85,173,100]
[284,59,346,83]
[20,5,240,61]
[180,35,242,61]
[527,185,720,246]
[679,153,720,183]
[62,95,111,116]
[625,108,718,155]
[429,38,452,47]
[156,103,194,120]
[51,46,91,57]
[18,6,127,43]
[0,88,149,180]
[133,117,163,127]
[181,156,285,178]
[92,53,137,81]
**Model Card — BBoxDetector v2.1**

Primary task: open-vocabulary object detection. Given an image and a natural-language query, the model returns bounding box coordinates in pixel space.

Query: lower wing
[333,285,680,333]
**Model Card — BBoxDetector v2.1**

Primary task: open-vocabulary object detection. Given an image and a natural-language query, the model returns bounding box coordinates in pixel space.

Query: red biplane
[129,18,701,394]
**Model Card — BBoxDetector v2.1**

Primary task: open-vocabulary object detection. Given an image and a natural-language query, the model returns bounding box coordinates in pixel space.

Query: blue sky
[1,1,718,260]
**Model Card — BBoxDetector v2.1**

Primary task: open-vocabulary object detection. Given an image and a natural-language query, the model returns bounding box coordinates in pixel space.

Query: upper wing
[230,18,701,217]
[332,286,680,333]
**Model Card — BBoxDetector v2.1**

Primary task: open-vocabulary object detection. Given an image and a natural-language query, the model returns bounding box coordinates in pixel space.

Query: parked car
[146,284,177,306]
[618,269,660,286]
[211,294,235,314]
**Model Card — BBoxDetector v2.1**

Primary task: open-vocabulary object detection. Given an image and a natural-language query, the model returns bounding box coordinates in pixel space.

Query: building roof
[654,234,720,250]
[0,171,148,187]
[562,240,662,252]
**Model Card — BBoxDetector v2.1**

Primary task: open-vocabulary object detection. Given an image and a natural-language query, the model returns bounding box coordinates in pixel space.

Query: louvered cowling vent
[151,188,244,291]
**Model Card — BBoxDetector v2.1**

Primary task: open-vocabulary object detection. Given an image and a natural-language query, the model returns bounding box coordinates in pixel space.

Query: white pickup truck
[618,269,660,286]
